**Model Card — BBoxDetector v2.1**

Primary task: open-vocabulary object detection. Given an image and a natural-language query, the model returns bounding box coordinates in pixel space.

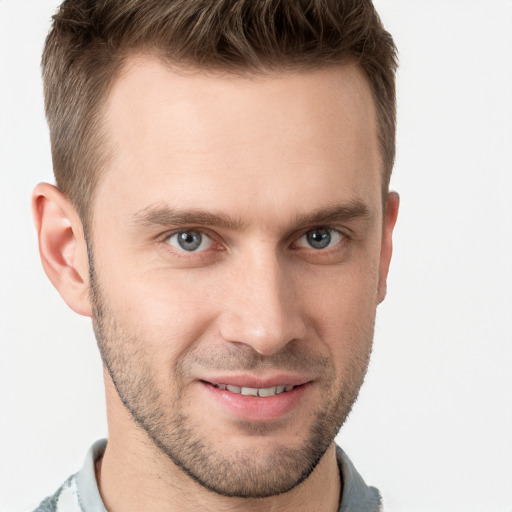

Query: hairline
[83,53,389,232]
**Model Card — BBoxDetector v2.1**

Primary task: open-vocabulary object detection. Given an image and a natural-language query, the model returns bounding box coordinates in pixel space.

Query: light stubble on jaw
[88,249,374,498]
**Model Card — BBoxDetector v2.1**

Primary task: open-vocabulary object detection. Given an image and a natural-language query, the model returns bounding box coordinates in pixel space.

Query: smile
[201,379,310,421]
[213,383,295,397]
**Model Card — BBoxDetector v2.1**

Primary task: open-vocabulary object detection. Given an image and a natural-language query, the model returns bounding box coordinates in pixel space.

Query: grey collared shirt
[32,439,382,511]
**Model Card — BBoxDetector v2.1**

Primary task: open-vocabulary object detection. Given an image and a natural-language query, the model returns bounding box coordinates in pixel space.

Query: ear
[32,183,92,317]
[377,191,400,304]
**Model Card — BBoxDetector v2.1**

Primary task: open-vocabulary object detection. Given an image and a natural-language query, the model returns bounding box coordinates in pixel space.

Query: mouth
[210,383,296,397]
[199,378,311,421]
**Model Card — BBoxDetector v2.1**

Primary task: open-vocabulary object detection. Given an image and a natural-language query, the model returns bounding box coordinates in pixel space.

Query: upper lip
[200,374,313,389]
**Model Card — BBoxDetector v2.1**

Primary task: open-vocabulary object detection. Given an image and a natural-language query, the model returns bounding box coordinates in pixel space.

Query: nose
[218,249,307,356]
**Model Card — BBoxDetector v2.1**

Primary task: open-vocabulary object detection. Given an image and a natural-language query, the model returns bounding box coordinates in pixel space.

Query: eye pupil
[307,229,331,249]
[177,231,202,251]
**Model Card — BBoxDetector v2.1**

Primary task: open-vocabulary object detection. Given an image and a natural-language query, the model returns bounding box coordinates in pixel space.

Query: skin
[33,57,399,512]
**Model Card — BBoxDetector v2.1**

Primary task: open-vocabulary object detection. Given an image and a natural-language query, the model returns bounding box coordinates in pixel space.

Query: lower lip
[200,381,309,422]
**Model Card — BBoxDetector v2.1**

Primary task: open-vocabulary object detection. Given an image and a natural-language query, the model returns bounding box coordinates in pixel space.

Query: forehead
[96,57,381,228]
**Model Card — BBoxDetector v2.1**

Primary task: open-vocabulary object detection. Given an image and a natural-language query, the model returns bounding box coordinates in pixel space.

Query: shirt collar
[75,439,382,512]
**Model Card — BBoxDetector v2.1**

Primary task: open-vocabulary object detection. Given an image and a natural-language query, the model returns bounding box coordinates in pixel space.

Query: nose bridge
[219,246,306,355]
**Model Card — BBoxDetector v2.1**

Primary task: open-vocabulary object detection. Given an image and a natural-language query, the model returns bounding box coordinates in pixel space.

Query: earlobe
[32,183,92,317]
[377,191,400,304]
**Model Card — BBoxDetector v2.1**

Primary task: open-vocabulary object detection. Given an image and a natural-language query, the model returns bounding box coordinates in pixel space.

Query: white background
[0,1,511,511]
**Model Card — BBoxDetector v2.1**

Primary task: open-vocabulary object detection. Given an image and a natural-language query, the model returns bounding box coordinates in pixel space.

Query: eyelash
[160,226,349,256]
[160,229,224,259]
[292,227,346,251]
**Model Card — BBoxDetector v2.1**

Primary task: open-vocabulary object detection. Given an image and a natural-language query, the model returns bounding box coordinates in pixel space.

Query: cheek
[98,265,220,362]
[301,256,380,349]
[312,286,377,341]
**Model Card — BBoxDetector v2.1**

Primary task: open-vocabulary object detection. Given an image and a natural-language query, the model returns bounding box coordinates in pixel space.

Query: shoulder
[336,445,383,512]
[29,439,107,512]
[30,474,82,512]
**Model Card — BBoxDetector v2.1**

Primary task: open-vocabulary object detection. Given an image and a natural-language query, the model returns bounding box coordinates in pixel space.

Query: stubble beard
[89,265,375,498]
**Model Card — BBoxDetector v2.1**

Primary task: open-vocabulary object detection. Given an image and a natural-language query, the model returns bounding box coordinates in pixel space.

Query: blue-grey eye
[167,230,212,252]
[296,228,343,250]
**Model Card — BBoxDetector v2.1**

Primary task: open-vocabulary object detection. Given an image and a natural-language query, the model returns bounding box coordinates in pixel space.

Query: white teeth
[258,386,276,397]
[241,387,259,396]
[214,383,295,396]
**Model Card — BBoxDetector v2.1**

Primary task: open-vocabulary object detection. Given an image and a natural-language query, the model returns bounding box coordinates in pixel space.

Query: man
[32,0,399,510]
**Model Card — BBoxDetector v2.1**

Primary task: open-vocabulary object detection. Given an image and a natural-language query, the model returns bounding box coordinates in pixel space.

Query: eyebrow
[293,201,372,227]
[130,199,372,231]
[131,206,246,230]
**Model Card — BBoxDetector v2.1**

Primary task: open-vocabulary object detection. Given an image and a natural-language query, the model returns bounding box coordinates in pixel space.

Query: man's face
[89,58,395,497]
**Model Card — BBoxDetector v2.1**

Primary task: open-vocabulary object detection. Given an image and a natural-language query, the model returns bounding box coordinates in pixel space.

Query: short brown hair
[42,0,398,227]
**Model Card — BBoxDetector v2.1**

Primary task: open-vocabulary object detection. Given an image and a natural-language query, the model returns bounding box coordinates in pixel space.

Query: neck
[98,379,341,512]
